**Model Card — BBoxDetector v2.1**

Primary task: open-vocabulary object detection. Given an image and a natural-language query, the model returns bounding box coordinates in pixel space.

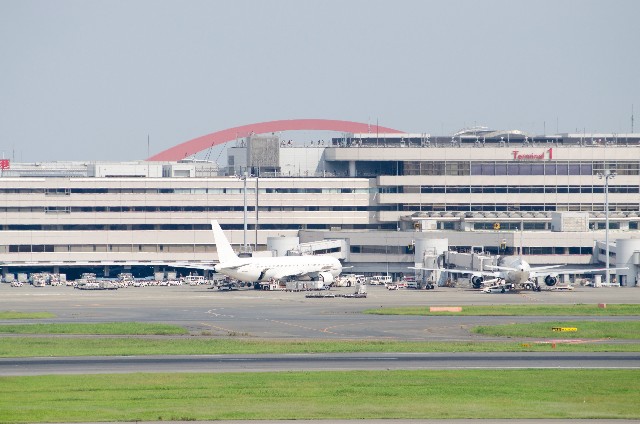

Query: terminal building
[1,120,639,285]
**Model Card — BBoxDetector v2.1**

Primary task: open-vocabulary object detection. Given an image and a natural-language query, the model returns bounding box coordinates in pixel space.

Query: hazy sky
[1,0,639,162]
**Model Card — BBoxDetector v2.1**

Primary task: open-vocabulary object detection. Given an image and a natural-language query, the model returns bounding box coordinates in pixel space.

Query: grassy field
[0,322,188,335]
[0,311,55,319]
[474,320,640,339]
[363,303,640,316]
[1,337,639,357]
[0,369,636,422]
[1,319,639,357]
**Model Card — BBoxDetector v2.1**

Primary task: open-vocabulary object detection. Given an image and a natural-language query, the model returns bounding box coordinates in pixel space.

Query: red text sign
[512,148,552,161]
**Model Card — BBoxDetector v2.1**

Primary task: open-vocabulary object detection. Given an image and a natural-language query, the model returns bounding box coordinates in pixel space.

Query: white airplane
[208,220,342,283]
[412,255,627,292]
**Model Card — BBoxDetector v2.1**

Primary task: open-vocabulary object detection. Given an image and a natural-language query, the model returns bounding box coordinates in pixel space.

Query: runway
[1,351,639,376]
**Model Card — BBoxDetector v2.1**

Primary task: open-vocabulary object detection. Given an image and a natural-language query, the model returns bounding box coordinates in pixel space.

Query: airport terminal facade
[1,125,639,285]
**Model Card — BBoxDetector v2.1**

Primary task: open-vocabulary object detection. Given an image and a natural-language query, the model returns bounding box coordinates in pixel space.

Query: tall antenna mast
[632,104,635,133]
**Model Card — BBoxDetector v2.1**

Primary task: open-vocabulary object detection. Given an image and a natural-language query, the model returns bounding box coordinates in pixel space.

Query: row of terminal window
[10,205,390,213]
[0,223,397,231]
[403,185,640,194]
[348,245,594,255]
[3,222,635,233]
[403,161,640,176]
[1,203,638,214]
[0,188,371,195]
[401,203,640,212]
[4,244,594,255]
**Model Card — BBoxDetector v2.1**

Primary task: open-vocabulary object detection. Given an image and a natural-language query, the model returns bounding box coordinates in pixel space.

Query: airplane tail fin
[211,220,238,263]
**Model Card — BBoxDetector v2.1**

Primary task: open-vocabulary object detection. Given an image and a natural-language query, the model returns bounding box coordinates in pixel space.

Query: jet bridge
[444,250,497,273]
[415,248,497,287]
[287,239,347,260]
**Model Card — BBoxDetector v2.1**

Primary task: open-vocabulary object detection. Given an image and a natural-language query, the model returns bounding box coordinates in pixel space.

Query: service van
[369,275,392,285]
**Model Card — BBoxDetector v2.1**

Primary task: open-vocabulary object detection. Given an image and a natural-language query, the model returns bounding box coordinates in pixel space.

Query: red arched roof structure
[147,119,403,161]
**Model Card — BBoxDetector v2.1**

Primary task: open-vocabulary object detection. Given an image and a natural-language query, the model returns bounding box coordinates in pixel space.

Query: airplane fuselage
[502,257,532,285]
[215,255,342,282]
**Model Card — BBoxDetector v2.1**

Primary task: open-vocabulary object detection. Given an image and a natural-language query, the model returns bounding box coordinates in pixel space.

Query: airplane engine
[318,272,334,283]
[544,275,558,286]
[471,275,484,289]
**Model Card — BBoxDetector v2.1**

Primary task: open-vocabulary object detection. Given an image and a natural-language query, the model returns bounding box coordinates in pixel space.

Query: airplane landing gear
[524,281,542,291]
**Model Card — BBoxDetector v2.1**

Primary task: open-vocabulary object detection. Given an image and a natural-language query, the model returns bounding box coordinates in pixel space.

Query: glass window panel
[519,164,532,175]
[531,164,544,175]
[556,163,568,175]
[482,163,495,175]
[545,163,556,175]
[568,164,581,175]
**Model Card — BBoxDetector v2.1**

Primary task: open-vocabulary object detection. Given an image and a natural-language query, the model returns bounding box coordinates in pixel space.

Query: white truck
[368,275,392,286]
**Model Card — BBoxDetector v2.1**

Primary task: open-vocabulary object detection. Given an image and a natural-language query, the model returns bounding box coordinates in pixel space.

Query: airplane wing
[171,262,217,271]
[267,265,339,281]
[527,264,566,271]
[484,265,518,271]
[530,266,628,277]
[409,266,495,276]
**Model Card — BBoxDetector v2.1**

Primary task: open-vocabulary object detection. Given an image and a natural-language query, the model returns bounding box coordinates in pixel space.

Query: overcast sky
[1,0,639,162]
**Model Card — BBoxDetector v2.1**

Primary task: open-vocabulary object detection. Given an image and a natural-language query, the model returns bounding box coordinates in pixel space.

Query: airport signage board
[0,159,9,170]
[511,148,553,161]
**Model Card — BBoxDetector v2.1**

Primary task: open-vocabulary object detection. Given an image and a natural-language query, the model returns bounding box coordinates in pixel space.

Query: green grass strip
[474,320,640,339]
[0,322,187,335]
[0,311,55,320]
[1,337,639,357]
[0,369,637,422]
[363,303,640,316]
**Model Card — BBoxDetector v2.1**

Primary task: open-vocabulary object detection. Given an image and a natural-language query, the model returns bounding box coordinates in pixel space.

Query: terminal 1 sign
[512,148,553,161]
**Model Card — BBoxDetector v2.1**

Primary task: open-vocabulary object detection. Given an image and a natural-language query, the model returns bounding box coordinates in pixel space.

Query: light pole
[242,171,248,254]
[598,169,615,285]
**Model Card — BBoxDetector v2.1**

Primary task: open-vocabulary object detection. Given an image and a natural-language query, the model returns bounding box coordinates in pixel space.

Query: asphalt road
[2,352,639,376]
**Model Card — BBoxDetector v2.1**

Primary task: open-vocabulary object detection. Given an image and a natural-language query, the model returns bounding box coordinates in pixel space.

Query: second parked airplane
[412,255,626,292]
